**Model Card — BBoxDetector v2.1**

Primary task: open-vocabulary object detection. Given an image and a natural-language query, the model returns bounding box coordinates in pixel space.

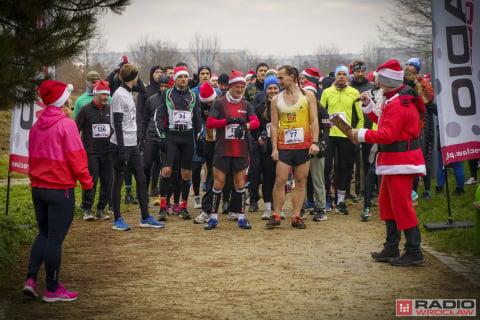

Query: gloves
[234,124,246,139]
[159,137,168,153]
[317,141,326,158]
[226,117,246,125]
[196,137,206,157]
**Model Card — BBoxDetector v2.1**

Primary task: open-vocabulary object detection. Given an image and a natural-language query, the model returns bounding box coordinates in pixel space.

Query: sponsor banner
[432,0,480,165]
[8,100,46,174]
[397,299,476,317]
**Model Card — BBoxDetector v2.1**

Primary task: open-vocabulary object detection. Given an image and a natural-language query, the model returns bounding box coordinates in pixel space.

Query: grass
[416,170,478,253]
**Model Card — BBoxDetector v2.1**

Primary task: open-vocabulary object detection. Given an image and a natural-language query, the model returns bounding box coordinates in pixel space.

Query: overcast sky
[99,0,393,56]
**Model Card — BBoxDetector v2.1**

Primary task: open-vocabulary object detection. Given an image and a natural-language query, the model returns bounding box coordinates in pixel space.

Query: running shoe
[42,283,78,303]
[158,207,168,221]
[265,214,281,229]
[312,209,327,221]
[291,216,306,229]
[83,209,95,221]
[261,209,271,220]
[172,203,180,214]
[194,211,209,224]
[422,190,432,201]
[112,217,131,231]
[465,177,478,185]
[23,278,38,297]
[238,218,252,229]
[140,216,165,228]
[222,201,229,214]
[179,208,191,219]
[360,207,370,221]
[304,199,316,211]
[335,202,349,215]
[148,188,159,197]
[325,200,332,212]
[280,209,286,220]
[204,217,218,230]
[153,196,161,206]
[228,212,238,221]
[411,190,418,201]
[95,209,110,220]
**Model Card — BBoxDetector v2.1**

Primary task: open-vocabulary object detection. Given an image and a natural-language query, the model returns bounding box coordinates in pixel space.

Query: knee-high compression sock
[211,188,222,219]
[235,188,246,220]
[181,179,191,202]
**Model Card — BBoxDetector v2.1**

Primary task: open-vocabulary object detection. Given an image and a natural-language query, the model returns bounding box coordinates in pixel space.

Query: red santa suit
[357,64,426,230]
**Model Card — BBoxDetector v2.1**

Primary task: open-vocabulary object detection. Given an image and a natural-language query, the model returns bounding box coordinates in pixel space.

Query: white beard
[372,88,384,117]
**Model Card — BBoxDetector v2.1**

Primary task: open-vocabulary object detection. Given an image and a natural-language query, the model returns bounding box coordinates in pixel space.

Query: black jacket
[75,100,112,153]
[141,92,162,142]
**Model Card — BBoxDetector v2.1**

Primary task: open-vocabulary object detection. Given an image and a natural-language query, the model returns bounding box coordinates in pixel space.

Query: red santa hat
[245,70,255,79]
[376,60,404,81]
[302,80,317,94]
[229,69,246,87]
[93,80,110,95]
[210,73,218,81]
[302,67,320,80]
[173,66,189,81]
[38,80,73,107]
[168,78,174,88]
[199,81,217,103]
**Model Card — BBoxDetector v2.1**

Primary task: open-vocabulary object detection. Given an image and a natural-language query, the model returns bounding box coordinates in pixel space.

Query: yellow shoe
[153,196,161,206]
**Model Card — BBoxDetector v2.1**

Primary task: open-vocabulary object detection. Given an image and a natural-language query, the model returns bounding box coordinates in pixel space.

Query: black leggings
[27,187,75,292]
[192,161,203,196]
[324,136,355,199]
[260,152,276,203]
[112,144,149,220]
[82,153,112,210]
[143,139,162,192]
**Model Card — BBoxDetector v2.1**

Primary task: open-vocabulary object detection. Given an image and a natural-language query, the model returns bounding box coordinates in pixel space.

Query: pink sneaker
[23,278,38,297]
[42,282,78,302]
[172,203,180,214]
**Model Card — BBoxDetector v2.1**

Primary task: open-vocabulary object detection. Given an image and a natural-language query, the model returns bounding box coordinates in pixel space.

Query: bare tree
[361,40,389,71]
[189,33,221,71]
[377,0,432,56]
[313,45,348,75]
[129,36,183,82]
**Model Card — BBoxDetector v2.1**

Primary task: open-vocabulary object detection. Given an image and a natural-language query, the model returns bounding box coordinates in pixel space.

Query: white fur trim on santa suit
[357,128,367,142]
[50,84,73,107]
[376,163,426,176]
[362,100,374,115]
[377,68,404,81]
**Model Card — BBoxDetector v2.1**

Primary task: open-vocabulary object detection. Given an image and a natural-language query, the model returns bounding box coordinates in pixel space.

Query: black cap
[218,73,229,84]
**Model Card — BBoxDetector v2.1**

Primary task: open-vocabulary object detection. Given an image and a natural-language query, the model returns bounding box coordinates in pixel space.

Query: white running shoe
[193,196,202,209]
[465,177,478,185]
[261,209,271,220]
[194,211,209,224]
[228,212,238,221]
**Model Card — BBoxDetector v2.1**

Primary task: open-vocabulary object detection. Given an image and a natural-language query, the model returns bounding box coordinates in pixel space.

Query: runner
[267,65,320,229]
[155,65,203,221]
[203,70,260,230]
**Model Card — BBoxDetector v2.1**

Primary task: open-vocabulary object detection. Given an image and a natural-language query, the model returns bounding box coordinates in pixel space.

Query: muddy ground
[1,195,479,320]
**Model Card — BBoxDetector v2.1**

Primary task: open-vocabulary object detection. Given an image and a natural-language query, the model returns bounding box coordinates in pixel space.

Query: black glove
[196,137,206,157]
[234,124,246,139]
[317,141,326,158]
[226,117,246,125]
[159,138,168,153]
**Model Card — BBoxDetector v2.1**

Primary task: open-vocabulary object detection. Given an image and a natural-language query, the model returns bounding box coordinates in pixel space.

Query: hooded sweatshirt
[29,107,93,190]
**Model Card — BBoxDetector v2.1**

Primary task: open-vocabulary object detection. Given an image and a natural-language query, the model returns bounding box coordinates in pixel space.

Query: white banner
[432,0,480,165]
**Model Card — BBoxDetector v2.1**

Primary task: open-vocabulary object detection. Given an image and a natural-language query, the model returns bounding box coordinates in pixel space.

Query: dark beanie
[218,73,229,84]
[198,65,211,76]
[158,75,170,84]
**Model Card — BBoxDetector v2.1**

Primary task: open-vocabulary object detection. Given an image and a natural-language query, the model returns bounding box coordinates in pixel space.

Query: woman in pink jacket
[23,80,93,302]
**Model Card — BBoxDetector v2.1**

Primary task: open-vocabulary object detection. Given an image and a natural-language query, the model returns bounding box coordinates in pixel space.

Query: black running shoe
[291,216,306,229]
[158,207,168,221]
[179,208,191,219]
[265,214,281,229]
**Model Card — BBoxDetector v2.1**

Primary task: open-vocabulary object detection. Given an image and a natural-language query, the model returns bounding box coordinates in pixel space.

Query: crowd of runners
[22,56,480,302]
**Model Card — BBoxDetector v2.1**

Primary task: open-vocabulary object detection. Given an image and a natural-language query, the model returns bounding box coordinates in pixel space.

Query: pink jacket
[29,107,93,190]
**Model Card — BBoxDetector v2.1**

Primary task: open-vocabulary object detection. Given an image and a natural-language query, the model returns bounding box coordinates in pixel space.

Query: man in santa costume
[349,59,426,267]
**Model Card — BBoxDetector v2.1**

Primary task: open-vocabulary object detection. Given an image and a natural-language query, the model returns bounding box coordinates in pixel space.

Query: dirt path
[1,197,479,320]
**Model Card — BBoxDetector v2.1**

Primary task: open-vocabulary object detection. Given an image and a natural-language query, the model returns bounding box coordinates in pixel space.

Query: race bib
[266,123,271,138]
[284,128,304,144]
[173,110,192,125]
[225,124,244,139]
[92,124,110,138]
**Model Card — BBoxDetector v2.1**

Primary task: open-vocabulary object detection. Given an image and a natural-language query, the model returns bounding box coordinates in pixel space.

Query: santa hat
[302,80,317,94]
[265,68,278,78]
[168,78,174,88]
[173,66,189,81]
[39,80,73,107]
[302,67,320,80]
[245,70,255,79]
[423,74,431,82]
[229,69,246,87]
[199,81,217,103]
[376,59,404,87]
[211,73,218,81]
[93,80,110,95]
[120,55,129,63]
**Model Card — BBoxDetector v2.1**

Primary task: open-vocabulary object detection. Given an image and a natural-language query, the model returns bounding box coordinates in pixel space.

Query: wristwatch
[312,141,320,146]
